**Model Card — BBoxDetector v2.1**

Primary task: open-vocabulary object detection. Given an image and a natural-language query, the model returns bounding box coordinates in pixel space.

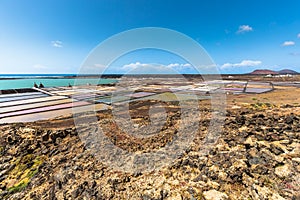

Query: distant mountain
[249,69,299,75]
[250,69,279,75]
[278,69,299,74]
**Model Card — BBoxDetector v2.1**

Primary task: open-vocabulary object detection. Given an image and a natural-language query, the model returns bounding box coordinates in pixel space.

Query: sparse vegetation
[6,155,44,195]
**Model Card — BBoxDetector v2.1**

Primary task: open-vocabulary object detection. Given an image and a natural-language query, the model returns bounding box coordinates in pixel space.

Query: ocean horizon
[0,75,117,90]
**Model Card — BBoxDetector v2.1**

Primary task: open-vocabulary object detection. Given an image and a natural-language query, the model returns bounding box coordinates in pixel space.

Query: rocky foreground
[0,103,300,199]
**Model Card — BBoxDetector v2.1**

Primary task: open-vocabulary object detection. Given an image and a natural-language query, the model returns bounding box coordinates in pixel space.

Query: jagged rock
[207,180,220,189]
[41,132,50,142]
[203,190,228,200]
[253,185,285,200]
[21,128,36,133]
[275,164,292,178]
[0,105,300,199]
[232,160,247,170]
[285,115,294,124]
[244,136,256,147]
[292,158,300,163]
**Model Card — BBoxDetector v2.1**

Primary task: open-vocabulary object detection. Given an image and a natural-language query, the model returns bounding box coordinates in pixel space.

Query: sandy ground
[227,86,300,108]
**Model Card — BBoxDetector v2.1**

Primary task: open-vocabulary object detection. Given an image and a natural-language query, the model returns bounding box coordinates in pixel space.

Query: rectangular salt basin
[0,92,43,99]
[232,81,247,85]
[245,88,273,93]
[51,90,77,96]
[0,101,90,118]
[95,92,112,96]
[125,92,156,98]
[95,96,131,104]
[224,88,244,91]
[139,92,200,102]
[74,94,113,102]
[0,104,109,124]
[72,93,99,100]
[0,94,48,103]
[169,86,194,91]
[94,98,112,104]
[206,80,232,85]
[0,99,74,114]
[247,82,272,86]
[51,89,89,93]
[52,88,100,96]
[190,88,209,92]
[0,96,68,108]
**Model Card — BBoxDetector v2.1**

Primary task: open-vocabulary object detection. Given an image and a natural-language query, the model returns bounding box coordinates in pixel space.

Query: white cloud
[166,63,180,68]
[122,62,191,70]
[182,63,192,67]
[51,40,63,48]
[221,60,262,69]
[122,62,193,74]
[297,33,300,38]
[282,41,295,46]
[237,25,253,34]
[167,63,191,68]
[33,64,48,69]
[122,62,149,70]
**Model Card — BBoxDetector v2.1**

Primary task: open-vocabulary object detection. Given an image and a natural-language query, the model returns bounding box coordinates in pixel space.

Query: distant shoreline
[1,73,300,81]
[0,73,279,80]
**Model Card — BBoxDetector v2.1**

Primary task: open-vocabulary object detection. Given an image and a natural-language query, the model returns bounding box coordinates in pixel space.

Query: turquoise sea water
[0,78,117,90]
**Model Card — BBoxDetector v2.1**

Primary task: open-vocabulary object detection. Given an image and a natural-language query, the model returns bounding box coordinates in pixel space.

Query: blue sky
[0,0,300,74]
